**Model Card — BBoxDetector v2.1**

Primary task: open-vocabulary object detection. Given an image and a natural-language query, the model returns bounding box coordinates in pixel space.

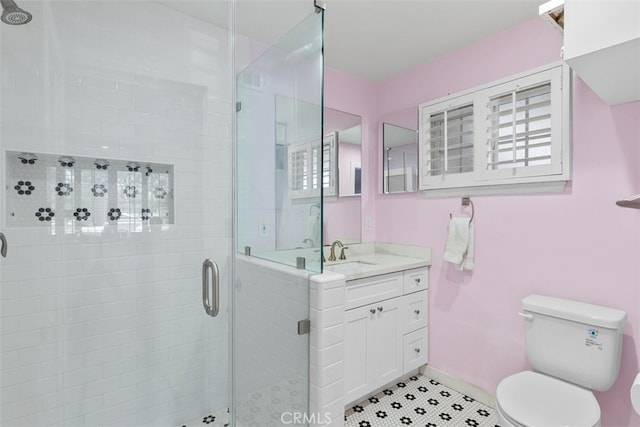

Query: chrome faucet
[328,240,348,261]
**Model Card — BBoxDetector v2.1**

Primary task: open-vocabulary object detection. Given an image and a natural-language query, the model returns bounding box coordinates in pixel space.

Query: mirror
[381,107,419,193]
[323,108,362,244]
[274,96,362,248]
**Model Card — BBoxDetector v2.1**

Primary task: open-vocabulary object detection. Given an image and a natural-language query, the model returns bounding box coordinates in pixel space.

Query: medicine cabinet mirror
[382,107,418,193]
[275,96,362,248]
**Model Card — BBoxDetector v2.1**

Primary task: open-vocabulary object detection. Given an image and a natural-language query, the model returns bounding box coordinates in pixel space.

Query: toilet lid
[496,371,600,427]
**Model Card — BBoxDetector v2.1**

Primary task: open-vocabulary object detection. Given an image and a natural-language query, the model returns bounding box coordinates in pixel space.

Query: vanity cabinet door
[344,305,375,404]
[373,297,404,387]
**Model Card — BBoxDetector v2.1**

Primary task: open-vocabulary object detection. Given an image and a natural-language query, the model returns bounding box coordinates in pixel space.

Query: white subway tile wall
[0,1,232,426]
[234,257,310,425]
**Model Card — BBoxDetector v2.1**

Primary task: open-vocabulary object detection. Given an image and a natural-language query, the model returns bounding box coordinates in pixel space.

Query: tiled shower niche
[5,151,174,231]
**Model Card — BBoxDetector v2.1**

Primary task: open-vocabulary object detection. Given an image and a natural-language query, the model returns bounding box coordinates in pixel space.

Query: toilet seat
[496,371,601,427]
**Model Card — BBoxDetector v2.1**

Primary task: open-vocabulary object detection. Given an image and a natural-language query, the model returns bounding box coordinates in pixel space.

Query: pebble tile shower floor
[345,375,500,427]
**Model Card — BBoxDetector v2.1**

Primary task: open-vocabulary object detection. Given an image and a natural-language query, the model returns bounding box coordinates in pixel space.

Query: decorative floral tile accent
[55,182,73,196]
[5,151,174,230]
[153,187,168,199]
[108,208,122,221]
[73,208,91,221]
[14,180,35,195]
[35,207,55,222]
[58,156,75,167]
[91,184,107,197]
[18,152,37,164]
[126,161,140,172]
[94,159,109,170]
[123,185,138,198]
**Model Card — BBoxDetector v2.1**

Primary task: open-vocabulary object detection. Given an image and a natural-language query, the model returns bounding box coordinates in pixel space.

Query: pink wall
[371,18,640,427]
[324,68,378,242]
[326,17,640,427]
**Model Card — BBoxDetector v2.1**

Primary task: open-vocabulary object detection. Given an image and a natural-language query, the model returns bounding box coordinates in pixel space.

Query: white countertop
[244,242,431,280]
[324,242,431,280]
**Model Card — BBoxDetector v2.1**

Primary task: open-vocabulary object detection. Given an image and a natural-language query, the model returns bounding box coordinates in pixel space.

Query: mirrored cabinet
[381,107,419,194]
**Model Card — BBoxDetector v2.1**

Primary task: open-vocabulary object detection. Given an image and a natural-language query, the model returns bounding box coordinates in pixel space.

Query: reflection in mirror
[381,107,419,193]
[274,97,362,249]
[323,108,362,245]
[383,123,418,193]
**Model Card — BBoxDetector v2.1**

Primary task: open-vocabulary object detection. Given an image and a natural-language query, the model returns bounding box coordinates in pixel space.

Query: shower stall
[0,1,324,426]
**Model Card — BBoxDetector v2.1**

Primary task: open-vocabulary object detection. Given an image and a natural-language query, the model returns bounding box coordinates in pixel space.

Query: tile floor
[181,408,229,427]
[345,375,500,427]
[182,374,499,427]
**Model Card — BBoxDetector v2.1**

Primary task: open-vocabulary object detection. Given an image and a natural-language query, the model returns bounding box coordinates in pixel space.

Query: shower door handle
[0,232,6,258]
[202,258,220,317]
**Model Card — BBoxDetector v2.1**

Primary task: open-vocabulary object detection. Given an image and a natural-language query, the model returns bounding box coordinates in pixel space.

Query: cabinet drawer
[402,291,428,334]
[345,272,403,310]
[403,268,428,294]
[403,327,428,374]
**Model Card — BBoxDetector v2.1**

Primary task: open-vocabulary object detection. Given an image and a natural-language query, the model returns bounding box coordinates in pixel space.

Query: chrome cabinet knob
[415,348,421,353]
[414,309,420,315]
[415,278,421,283]
[370,308,376,314]
[377,306,383,312]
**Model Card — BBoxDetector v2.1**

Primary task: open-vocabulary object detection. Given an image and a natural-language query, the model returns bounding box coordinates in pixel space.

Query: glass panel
[236,10,323,272]
[234,8,323,427]
[0,1,232,426]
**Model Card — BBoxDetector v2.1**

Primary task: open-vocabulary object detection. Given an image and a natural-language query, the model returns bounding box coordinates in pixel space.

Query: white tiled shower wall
[0,2,232,426]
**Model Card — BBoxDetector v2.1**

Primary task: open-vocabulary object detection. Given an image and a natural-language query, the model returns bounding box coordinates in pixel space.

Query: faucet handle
[339,246,349,260]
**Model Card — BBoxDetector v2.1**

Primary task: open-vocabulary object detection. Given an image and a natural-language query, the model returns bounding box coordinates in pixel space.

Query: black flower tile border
[5,150,175,228]
[345,375,499,427]
[180,408,230,427]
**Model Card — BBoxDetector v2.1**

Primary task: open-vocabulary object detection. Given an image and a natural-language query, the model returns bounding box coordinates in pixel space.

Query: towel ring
[309,202,321,215]
[449,197,474,223]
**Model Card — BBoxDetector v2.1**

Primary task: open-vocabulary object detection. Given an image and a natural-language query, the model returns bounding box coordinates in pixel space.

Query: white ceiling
[162,0,543,82]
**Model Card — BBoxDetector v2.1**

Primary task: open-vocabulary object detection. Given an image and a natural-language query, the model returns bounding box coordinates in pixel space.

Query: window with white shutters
[287,132,337,199]
[419,63,570,194]
[420,93,478,189]
[477,67,563,181]
[288,143,312,198]
[322,132,338,197]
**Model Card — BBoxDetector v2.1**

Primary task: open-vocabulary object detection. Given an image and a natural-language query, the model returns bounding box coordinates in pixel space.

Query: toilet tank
[522,294,627,391]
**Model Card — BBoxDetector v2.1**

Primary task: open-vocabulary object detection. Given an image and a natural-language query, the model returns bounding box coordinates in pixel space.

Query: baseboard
[420,365,496,409]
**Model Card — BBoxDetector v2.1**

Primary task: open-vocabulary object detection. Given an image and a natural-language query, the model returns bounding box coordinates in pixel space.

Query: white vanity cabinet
[344,267,428,404]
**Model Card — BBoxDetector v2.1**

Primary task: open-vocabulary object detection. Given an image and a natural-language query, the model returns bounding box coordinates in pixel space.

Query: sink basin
[326,261,375,273]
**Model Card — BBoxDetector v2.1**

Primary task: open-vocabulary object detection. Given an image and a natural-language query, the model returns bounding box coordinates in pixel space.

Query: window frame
[418,62,571,195]
[287,132,338,200]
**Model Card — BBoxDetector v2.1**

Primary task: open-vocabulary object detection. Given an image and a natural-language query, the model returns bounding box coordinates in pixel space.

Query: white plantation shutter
[477,67,563,181]
[288,143,310,198]
[418,63,569,192]
[287,132,337,199]
[322,132,338,197]
[420,93,478,189]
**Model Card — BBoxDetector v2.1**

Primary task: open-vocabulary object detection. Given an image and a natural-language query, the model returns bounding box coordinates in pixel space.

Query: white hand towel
[444,217,470,266]
[305,214,320,246]
[456,223,474,271]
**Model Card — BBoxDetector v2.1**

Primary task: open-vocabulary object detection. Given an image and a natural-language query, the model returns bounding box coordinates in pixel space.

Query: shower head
[1,0,32,25]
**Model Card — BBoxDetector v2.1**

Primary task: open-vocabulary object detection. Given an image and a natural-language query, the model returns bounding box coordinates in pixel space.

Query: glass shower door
[234,6,324,427]
[0,1,233,426]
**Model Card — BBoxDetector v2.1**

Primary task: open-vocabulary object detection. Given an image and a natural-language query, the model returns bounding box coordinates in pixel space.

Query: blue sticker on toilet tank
[586,329,603,350]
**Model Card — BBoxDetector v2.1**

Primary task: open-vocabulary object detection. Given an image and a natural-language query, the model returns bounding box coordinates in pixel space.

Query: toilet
[496,295,627,427]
